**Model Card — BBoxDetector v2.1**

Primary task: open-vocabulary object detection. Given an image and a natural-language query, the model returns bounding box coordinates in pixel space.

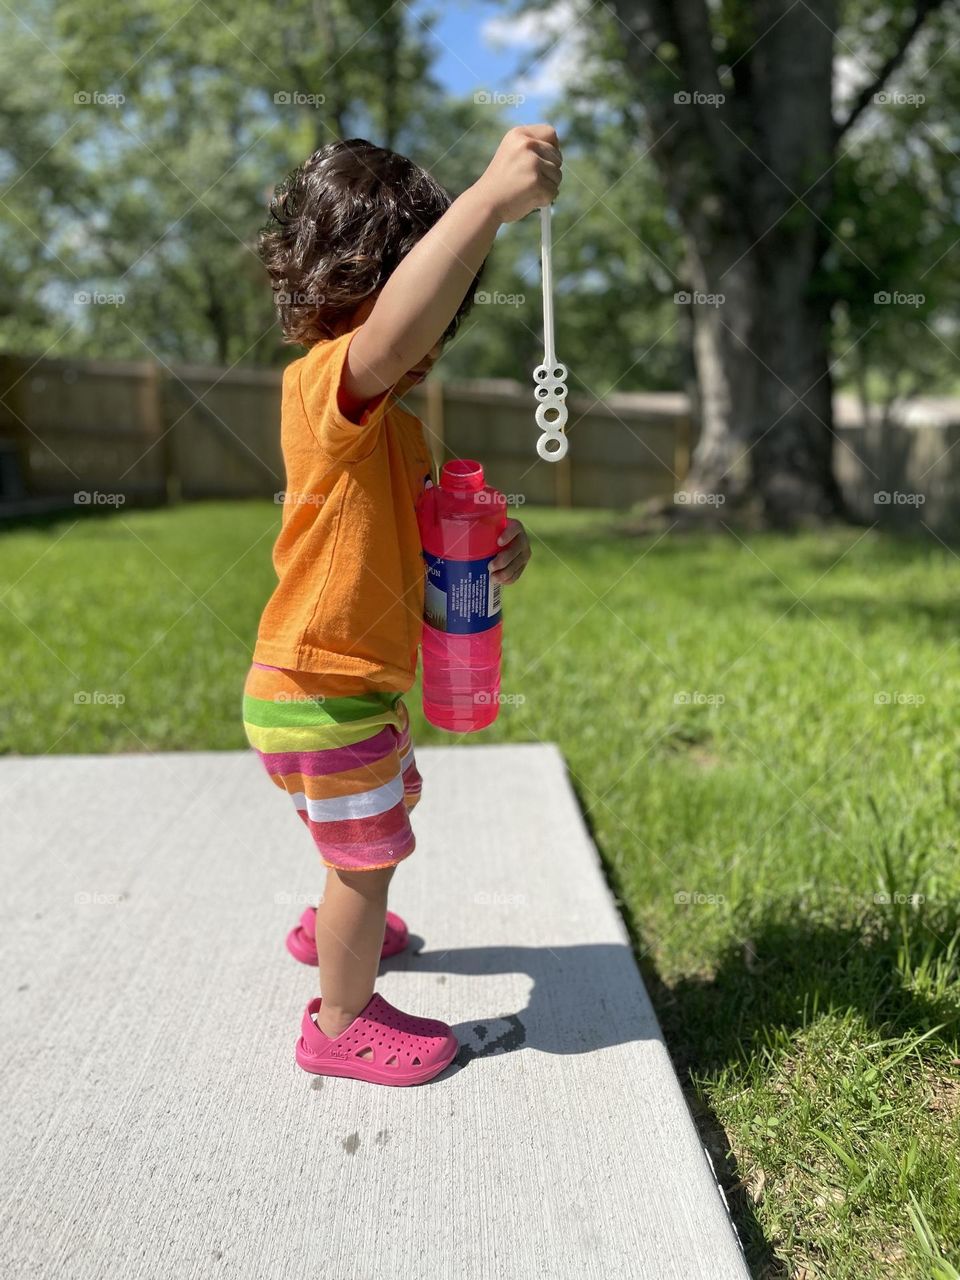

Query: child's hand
[490,518,531,586]
[474,126,562,225]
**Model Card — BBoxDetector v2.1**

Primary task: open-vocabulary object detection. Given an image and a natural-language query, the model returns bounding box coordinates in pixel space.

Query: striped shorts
[242,663,423,872]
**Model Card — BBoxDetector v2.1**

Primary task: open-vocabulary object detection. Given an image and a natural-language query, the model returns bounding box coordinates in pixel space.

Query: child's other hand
[474,126,562,225]
[490,518,531,585]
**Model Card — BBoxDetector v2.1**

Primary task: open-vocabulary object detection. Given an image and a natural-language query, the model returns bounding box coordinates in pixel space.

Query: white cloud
[482,1,593,98]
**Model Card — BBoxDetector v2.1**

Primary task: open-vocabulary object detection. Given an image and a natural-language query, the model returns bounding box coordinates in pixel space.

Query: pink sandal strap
[287,908,408,965]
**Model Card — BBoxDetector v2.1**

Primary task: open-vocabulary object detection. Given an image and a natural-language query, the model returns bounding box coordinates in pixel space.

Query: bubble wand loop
[533,203,569,461]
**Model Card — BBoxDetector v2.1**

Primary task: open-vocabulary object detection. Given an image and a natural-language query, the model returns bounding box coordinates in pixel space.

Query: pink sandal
[285,907,409,965]
[295,993,458,1086]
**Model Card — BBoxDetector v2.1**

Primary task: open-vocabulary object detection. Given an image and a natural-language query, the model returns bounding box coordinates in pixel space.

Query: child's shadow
[383,939,659,1066]
[389,915,959,1280]
[393,913,959,1070]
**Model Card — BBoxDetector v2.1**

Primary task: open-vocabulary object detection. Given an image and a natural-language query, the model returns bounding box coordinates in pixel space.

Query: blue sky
[411,1,558,121]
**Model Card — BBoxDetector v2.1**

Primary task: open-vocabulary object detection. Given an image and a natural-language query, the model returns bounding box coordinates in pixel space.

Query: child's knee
[333,864,397,896]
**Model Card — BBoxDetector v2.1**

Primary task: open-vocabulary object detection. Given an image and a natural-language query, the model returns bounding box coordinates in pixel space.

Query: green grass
[4,500,960,1277]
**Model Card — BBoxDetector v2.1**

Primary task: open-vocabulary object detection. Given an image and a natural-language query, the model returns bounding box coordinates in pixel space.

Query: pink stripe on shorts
[242,663,423,871]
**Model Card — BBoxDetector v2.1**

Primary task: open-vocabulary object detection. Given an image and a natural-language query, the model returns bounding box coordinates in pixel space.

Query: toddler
[242,126,562,1085]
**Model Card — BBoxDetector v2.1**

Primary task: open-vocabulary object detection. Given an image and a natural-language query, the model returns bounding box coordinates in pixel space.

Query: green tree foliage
[1,0,957,414]
[826,8,960,405]
[0,1,511,367]
[518,0,960,402]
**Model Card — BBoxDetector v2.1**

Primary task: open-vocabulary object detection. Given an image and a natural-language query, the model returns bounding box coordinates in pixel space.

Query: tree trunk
[680,0,844,522]
[683,222,843,523]
[609,0,847,523]
[201,262,231,365]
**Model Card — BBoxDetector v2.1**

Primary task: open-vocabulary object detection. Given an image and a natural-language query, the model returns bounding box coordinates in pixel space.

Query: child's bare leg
[313,865,396,1040]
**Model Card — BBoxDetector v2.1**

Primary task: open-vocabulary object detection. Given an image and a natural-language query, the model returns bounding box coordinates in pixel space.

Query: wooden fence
[0,354,690,515]
[1,353,958,533]
[832,397,960,537]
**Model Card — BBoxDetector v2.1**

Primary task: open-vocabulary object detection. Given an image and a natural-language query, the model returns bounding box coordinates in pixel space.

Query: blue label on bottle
[423,550,501,634]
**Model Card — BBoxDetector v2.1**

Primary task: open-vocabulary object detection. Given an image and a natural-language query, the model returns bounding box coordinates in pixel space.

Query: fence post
[0,355,29,502]
[142,362,180,505]
[673,413,692,488]
[554,450,573,507]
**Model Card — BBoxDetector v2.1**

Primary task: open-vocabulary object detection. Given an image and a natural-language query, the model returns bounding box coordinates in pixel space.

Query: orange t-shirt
[251,327,435,693]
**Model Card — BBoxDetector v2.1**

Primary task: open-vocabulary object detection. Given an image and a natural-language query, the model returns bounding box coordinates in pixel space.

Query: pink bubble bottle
[417,459,507,732]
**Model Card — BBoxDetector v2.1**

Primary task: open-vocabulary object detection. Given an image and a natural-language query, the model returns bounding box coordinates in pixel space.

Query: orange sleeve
[298,326,392,461]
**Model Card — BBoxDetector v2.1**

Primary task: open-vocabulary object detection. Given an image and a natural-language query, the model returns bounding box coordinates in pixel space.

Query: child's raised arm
[344,125,562,402]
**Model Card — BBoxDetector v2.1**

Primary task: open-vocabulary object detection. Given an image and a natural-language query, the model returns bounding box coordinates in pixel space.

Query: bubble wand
[533,203,569,461]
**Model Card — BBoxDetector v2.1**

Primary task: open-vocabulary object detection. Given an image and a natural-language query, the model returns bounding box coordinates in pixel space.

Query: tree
[601,0,950,524]
[0,0,460,366]
[4,0,957,446]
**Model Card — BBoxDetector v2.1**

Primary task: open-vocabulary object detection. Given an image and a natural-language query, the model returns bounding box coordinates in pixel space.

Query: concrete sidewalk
[1,745,749,1280]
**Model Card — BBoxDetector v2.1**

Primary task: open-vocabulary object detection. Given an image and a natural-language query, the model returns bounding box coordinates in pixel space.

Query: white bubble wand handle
[533,203,569,461]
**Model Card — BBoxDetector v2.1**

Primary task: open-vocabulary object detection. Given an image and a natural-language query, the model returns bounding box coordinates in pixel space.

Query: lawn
[3,500,960,1278]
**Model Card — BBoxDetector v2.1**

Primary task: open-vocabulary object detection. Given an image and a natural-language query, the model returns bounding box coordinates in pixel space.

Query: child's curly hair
[259,138,485,348]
